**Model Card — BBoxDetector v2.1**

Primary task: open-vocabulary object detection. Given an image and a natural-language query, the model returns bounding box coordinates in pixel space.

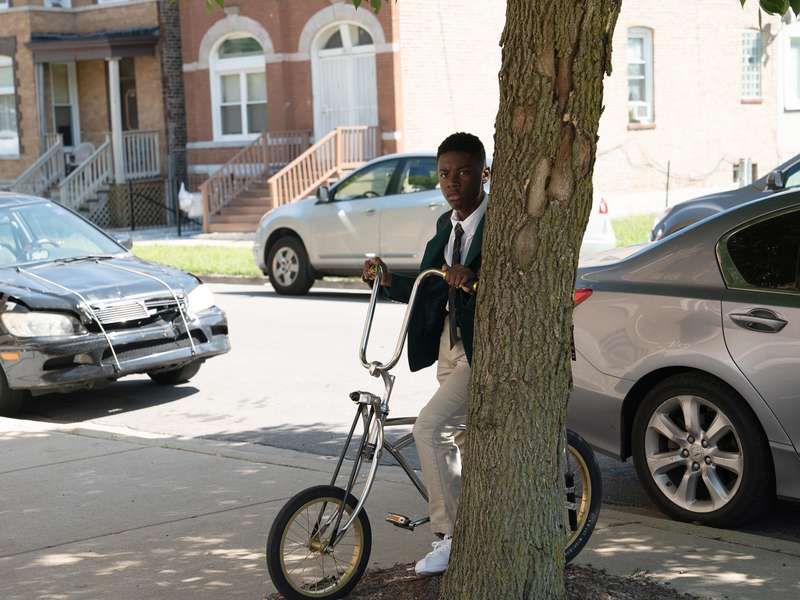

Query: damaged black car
[0,193,230,416]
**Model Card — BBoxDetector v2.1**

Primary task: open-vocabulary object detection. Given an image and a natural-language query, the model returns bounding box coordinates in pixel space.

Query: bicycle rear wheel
[266,485,372,600]
[564,430,602,563]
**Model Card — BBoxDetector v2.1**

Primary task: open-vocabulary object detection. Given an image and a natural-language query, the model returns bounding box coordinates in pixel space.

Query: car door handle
[729,309,788,333]
[428,202,445,209]
[365,209,377,216]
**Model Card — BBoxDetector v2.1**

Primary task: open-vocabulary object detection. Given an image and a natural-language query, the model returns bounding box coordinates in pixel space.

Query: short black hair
[437,132,486,166]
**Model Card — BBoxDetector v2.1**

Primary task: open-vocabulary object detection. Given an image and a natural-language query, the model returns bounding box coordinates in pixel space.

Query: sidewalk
[2,417,798,600]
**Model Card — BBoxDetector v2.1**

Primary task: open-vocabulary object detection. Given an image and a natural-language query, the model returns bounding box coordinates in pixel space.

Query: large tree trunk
[440,2,620,599]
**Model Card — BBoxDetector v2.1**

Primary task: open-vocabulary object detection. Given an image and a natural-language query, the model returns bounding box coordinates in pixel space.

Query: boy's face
[437,151,488,215]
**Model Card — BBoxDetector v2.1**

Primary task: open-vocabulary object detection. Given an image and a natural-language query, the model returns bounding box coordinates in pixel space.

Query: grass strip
[612,213,656,247]
[133,244,263,278]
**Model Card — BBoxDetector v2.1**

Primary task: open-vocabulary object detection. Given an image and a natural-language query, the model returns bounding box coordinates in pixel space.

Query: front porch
[200,125,380,233]
[11,28,172,228]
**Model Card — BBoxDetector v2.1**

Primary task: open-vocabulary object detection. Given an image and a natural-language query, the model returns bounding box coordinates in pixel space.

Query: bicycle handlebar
[359,265,476,374]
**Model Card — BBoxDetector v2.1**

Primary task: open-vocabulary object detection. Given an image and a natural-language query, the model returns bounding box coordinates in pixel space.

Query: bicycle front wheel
[266,485,372,600]
[564,429,602,563]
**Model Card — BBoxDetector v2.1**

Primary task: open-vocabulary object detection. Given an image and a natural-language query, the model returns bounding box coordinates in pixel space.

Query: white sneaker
[414,535,452,576]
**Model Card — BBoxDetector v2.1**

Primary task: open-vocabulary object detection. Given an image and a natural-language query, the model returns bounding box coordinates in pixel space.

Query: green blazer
[383,209,483,372]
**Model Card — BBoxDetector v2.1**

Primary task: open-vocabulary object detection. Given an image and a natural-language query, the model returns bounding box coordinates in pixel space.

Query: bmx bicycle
[266,267,602,600]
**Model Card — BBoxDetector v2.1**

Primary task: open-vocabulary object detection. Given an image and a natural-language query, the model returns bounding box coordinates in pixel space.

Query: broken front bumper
[1,307,230,392]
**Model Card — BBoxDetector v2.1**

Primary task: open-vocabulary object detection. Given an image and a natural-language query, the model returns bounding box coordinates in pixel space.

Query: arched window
[0,56,19,157]
[210,34,266,140]
[312,23,377,139]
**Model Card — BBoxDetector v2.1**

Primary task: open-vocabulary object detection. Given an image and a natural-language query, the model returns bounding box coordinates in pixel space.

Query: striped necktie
[449,223,464,349]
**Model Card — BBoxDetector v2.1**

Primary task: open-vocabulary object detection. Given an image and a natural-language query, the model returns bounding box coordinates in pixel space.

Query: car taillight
[573,288,593,306]
[598,199,608,215]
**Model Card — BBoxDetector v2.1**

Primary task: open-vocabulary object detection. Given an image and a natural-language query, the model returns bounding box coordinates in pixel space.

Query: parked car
[568,189,800,527]
[650,152,800,241]
[0,193,230,416]
[254,153,616,294]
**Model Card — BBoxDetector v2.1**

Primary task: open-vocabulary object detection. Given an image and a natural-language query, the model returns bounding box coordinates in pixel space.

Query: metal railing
[123,129,161,180]
[200,129,310,231]
[268,126,379,209]
[58,137,113,210]
[12,135,66,196]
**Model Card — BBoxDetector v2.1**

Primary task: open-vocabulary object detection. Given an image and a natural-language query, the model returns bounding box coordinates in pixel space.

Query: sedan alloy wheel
[632,374,772,527]
[644,394,743,513]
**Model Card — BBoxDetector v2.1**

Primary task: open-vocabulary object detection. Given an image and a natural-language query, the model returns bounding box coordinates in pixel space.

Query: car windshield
[0,201,124,268]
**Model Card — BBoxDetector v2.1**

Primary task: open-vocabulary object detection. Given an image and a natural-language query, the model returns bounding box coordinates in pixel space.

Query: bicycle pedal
[385,513,429,531]
[386,513,412,528]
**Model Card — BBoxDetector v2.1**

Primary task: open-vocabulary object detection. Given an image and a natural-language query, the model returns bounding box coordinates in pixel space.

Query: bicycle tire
[565,429,602,563]
[266,485,372,600]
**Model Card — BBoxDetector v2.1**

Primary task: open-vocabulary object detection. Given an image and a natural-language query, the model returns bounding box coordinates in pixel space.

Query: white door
[313,23,378,140]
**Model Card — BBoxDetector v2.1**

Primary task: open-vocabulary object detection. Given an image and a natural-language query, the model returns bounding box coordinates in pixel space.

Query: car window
[721,209,800,293]
[398,158,438,194]
[334,160,398,201]
[783,163,800,189]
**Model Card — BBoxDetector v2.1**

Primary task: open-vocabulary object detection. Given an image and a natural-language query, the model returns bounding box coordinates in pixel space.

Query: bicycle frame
[321,267,447,549]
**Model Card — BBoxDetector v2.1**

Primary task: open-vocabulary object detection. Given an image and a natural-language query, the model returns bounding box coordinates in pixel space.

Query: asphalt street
[13,282,800,543]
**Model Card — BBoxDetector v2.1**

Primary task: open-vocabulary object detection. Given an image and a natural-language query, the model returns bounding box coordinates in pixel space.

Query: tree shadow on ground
[203,422,420,470]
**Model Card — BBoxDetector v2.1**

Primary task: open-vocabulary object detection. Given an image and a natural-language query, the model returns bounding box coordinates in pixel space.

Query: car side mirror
[766,170,785,190]
[316,185,331,203]
[115,234,133,250]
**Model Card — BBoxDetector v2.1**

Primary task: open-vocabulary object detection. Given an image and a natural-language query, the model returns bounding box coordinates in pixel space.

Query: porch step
[238,185,270,199]
[210,213,267,224]
[207,221,259,233]
[229,194,272,207]
[220,204,271,216]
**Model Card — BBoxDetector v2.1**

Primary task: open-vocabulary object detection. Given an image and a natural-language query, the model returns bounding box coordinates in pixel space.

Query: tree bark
[440,2,620,599]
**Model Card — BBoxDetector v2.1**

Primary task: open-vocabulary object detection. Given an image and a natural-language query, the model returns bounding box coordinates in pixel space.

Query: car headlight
[1,311,86,338]
[187,284,215,316]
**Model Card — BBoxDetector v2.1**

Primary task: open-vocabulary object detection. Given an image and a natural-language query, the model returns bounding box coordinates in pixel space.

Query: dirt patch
[266,563,703,599]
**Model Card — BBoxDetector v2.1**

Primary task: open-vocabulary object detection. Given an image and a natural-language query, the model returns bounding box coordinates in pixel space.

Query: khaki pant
[413,316,470,536]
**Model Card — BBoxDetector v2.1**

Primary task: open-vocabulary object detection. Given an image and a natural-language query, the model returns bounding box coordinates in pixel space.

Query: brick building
[2,1,797,231]
[0,0,183,229]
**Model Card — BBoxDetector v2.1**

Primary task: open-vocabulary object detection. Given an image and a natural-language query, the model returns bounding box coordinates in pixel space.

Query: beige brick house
[0,0,185,229]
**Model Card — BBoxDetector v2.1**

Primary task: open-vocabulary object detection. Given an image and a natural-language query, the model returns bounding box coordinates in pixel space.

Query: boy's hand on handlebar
[442,264,477,294]
[362,257,392,286]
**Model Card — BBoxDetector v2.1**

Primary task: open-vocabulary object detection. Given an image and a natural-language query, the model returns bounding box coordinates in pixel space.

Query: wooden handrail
[12,136,66,196]
[267,126,379,208]
[200,129,310,232]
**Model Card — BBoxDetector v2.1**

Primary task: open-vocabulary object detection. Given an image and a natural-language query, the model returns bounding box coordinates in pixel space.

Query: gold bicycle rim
[565,444,592,550]
[279,496,364,597]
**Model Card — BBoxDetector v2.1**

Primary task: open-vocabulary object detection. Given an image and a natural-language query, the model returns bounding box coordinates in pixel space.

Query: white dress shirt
[445,192,488,267]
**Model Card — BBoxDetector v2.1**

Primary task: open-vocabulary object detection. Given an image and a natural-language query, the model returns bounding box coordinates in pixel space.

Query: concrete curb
[201,275,367,290]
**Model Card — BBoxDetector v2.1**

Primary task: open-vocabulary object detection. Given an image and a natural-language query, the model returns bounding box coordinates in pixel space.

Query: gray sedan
[568,190,800,527]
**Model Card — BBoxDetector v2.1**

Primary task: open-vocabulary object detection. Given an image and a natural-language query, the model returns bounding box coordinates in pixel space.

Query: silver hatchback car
[254,153,616,294]
[568,191,800,527]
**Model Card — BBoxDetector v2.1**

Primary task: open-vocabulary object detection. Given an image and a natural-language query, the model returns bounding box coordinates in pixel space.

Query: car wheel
[148,360,203,385]
[632,374,773,527]
[0,368,24,417]
[266,236,314,296]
